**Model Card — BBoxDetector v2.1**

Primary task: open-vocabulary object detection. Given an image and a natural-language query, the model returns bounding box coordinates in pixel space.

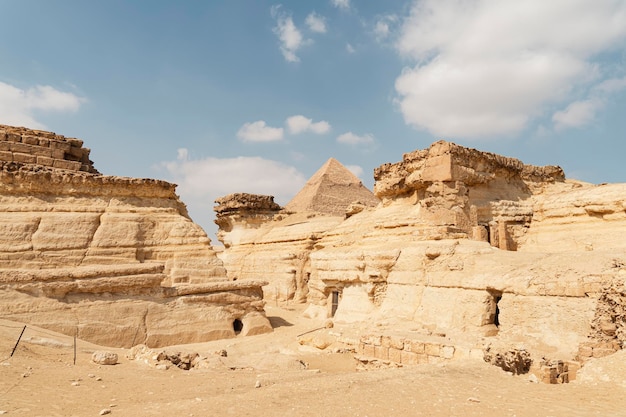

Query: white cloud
[337,132,375,145]
[331,0,350,11]
[346,164,364,178]
[160,150,308,238]
[346,43,356,54]
[0,82,85,129]
[374,21,390,40]
[394,0,626,139]
[272,7,305,62]
[595,76,626,94]
[305,12,327,34]
[553,99,603,131]
[374,15,397,41]
[286,115,331,134]
[552,76,626,131]
[237,120,284,142]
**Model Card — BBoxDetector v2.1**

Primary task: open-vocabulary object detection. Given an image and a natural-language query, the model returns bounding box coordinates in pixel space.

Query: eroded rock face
[0,125,272,347]
[215,140,626,363]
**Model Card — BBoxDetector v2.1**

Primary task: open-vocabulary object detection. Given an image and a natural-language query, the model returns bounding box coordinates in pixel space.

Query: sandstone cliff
[0,125,272,347]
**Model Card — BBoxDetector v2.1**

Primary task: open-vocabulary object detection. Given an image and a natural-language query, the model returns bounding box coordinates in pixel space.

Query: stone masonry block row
[357,334,457,365]
[0,125,96,172]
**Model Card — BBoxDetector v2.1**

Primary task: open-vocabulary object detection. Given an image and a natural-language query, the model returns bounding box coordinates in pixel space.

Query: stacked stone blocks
[356,334,469,365]
[0,125,98,173]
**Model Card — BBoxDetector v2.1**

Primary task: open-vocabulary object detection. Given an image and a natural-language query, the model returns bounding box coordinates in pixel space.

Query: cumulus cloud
[237,120,284,142]
[0,82,85,129]
[552,75,626,131]
[394,0,626,139]
[272,6,306,62]
[553,99,603,131]
[337,132,375,145]
[331,0,350,11]
[286,115,331,134]
[160,150,308,237]
[305,12,327,34]
[346,43,356,54]
[374,15,397,41]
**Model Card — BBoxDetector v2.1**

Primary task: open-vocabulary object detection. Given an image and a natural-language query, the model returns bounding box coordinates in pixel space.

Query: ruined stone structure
[0,125,98,173]
[216,141,626,367]
[0,125,272,347]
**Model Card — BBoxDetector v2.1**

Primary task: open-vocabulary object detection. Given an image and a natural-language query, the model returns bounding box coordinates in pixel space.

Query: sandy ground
[2,305,626,417]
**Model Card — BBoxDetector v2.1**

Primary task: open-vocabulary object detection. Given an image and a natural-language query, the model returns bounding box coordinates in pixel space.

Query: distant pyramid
[285,158,380,216]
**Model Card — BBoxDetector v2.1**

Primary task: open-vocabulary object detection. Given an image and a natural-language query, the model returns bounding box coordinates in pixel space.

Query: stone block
[425,343,441,357]
[381,336,391,347]
[68,145,84,158]
[22,135,39,145]
[441,345,455,359]
[32,147,52,158]
[0,141,10,151]
[410,341,425,353]
[7,132,21,142]
[67,138,83,147]
[0,151,12,161]
[417,353,429,364]
[374,345,389,360]
[37,156,54,166]
[53,159,81,170]
[38,138,50,147]
[34,130,56,139]
[10,142,32,153]
[400,350,418,365]
[13,152,37,164]
[388,347,402,363]
[0,129,6,140]
[363,344,375,357]
[49,140,71,152]
[51,149,66,159]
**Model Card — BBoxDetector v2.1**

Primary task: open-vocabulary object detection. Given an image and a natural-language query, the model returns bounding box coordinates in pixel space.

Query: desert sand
[2,304,626,417]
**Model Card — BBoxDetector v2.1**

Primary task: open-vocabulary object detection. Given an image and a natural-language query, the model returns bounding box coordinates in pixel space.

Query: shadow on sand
[268,316,294,328]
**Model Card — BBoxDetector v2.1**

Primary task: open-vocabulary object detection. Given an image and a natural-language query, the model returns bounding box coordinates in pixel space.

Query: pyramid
[285,158,380,216]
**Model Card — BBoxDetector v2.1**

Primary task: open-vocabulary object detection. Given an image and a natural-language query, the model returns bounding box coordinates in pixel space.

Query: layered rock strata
[216,140,626,363]
[0,126,272,347]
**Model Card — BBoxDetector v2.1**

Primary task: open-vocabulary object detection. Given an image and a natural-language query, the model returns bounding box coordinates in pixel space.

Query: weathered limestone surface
[216,140,626,364]
[0,126,272,347]
[215,159,379,301]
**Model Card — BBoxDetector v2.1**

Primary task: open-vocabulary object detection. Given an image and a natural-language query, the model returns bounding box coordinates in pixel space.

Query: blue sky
[1,0,625,240]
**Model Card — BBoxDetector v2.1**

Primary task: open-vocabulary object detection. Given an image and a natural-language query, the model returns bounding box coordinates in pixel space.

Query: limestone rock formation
[215,158,380,302]
[216,140,626,366]
[0,125,272,347]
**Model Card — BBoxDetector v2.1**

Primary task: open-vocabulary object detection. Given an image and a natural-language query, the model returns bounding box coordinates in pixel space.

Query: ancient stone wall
[0,125,98,173]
